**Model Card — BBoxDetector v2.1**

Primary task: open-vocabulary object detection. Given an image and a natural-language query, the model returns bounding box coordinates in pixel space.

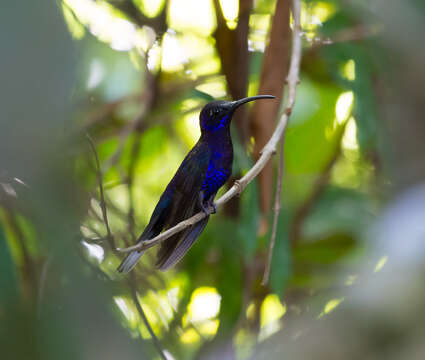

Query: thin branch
[128,274,167,360]
[83,93,144,131]
[127,135,142,242]
[86,133,116,249]
[307,25,379,51]
[107,0,167,34]
[262,132,286,286]
[117,0,303,255]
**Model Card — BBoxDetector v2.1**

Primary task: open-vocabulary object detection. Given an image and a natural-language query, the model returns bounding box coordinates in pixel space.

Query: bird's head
[199,95,275,132]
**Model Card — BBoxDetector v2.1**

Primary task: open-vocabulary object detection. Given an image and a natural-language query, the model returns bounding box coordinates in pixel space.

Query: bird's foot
[199,191,217,215]
[201,202,216,216]
[209,201,217,214]
[208,201,217,214]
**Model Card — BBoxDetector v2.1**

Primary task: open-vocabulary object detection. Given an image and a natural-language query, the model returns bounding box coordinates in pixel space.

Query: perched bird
[118,95,275,273]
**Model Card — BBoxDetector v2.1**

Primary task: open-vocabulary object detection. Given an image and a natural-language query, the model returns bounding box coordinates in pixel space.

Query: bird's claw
[201,202,209,216]
[208,202,217,214]
[199,191,216,215]
[201,201,216,216]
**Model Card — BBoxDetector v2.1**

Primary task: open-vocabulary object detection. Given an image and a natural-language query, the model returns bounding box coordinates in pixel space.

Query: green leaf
[303,186,375,238]
[232,134,260,260]
[237,181,260,260]
[285,76,342,174]
[269,210,292,298]
[216,247,243,333]
[190,89,215,102]
[0,225,19,304]
[293,233,357,265]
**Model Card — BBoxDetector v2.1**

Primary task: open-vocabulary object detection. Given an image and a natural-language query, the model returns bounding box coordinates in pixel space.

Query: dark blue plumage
[117,95,275,273]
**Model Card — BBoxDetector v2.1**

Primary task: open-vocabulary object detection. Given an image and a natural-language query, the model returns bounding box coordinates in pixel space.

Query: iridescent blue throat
[202,114,230,131]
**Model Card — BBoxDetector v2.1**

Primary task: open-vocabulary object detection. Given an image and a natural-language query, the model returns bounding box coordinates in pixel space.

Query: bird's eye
[208,108,220,117]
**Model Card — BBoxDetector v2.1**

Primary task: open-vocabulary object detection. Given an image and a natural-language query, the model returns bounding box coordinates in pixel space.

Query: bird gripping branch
[118,95,275,273]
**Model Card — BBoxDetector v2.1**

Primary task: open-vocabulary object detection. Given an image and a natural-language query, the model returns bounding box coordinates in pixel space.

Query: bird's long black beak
[230,95,275,110]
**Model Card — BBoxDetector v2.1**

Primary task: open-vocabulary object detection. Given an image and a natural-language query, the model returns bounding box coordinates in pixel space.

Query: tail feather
[157,216,209,271]
[117,250,144,273]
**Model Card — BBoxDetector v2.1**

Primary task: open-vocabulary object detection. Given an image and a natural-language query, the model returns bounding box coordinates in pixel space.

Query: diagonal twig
[86,133,116,250]
[117,0,303,255]
[128,274,167,360]
[86,135,164,356]
[262,132,286,286]
[307,25,380,52]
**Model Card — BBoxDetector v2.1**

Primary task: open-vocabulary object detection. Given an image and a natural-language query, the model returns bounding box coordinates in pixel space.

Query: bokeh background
[1,1,425,359]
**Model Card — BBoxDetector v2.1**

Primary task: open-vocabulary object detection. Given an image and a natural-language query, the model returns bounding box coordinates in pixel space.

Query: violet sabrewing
[117,95,275,273]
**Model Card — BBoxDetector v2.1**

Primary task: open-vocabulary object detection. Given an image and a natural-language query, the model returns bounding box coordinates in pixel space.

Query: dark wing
[117,193,172,273]
[118,181,176,271]
[155,140,211,269]
[117,140,210,273]
[157,216,209,270]
[142,139,211,240]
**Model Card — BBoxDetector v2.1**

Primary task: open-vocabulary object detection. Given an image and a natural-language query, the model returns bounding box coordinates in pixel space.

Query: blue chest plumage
[201,131,233,199]
[201,160,231,199]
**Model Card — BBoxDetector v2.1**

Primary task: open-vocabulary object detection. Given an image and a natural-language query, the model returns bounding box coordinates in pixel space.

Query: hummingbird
[117,95,275,273]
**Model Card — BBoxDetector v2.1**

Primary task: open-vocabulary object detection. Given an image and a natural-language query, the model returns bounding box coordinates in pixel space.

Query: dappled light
[342,117,359,150]
[300,1,336,42]
[374,255,388,273]
[2,1,425,359]
[168,0,216,36]
[219,0,239,29]
[259,294,286,340]
[114,296,138,325]
[137,0,166,18]
[65,0,139,51]
[81,240,105,263]
[318,297,344,318]
[187,287,221,322]
[342,59,356,81]
[335,91,354,124]
[161,32,188,72]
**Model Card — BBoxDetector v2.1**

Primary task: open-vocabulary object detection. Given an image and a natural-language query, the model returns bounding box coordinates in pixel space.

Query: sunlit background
[1,0,425,359]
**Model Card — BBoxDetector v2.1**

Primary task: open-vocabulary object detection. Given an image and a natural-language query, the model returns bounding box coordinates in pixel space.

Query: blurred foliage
[1,0,424,359]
